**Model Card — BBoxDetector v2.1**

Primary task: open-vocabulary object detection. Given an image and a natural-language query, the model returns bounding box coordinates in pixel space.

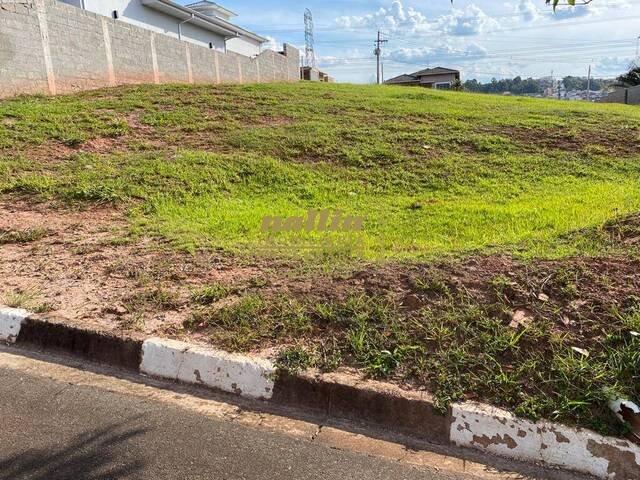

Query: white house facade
[58,0,266,56]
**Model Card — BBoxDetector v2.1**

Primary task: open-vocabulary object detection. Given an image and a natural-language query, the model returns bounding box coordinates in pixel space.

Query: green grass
[192,287,639,436]
[2,288,54,313]
[191,283,232,305]
[1,82,640,260]
[0,227,48,245]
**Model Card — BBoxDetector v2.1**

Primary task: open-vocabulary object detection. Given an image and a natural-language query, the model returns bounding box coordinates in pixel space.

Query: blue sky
[182,0,640,83]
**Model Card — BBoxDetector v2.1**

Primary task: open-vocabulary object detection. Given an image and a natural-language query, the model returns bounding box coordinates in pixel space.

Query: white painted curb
[0,307,28,343]
[140,338,276,400]
[450,402,640,479]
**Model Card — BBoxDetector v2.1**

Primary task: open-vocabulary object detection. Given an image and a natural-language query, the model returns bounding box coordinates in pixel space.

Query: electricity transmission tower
[304,9,316,68]
[374,31,388,84]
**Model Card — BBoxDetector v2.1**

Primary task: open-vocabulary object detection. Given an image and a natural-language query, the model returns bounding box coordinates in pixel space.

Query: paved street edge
[2,307,638,479]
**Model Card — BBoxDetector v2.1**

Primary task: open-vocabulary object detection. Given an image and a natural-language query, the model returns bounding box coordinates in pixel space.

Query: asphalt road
[0,354,478,480]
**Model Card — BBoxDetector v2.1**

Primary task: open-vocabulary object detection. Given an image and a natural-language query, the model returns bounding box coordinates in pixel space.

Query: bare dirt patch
[2,197,639,353]
[0,199,276,341]
[3,135,129,165]
[477,125,640,155]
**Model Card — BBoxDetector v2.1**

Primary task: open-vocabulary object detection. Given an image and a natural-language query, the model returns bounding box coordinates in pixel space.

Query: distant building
[301,67,334,83]
[58,0,266,56]
[384,67,460,89]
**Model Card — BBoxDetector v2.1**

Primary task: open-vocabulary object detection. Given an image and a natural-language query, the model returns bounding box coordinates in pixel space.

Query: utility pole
[586,64,592,102]
[636,35,640,64]
[374,31,388,85]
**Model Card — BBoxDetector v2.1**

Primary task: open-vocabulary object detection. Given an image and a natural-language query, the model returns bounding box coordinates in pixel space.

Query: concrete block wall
[0,1,51,96]
[627,85,640,105]
[600,85,640,105]
[0,0,300,98]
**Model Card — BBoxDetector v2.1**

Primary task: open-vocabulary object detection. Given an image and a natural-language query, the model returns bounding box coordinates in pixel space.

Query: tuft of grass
[2,288,52,313]
[185,294,312,351]
[0,228,48,245]
[32,301,55,314]
[119,312,146,332]
[413,274,452,298]
[276,345,314,374]
[125,287,180,312]
[191,283,231,305]
[3,291,37,309]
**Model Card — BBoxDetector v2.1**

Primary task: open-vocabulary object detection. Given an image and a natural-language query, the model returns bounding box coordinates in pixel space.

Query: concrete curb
[17,316,142,371]
[0,307,28,343]
[450,402,640,479]
[272,371,450,444]
[2,307,639,478]
[140,337,276,400]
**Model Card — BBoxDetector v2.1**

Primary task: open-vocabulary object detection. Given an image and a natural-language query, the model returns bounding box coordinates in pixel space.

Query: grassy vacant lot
[1,82,639,435]
[3,82,640,258]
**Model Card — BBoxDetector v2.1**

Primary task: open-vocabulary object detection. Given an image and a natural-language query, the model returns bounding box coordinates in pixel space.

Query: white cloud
[463,62,521,81]
[334,0,429,33]
[317,49,369,69]
[515,0,541,22]
[317,56,360,67]
[261,36,280,52]
[334,1,497,37]
[436,5,499,36]
[548,0,632,20]
[388,42,488,64]
[510,0,632,23]
[595,56,634,75]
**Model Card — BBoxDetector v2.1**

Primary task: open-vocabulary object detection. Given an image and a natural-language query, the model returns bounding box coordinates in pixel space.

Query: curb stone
[272,370,451,444]
[17,316,142,370]
[2,307,639,479]
[0,307,28,343]
[450,402,640,479]
[140,337,276,400]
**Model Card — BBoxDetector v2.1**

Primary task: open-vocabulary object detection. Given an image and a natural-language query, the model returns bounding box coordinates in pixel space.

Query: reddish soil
[2,199,639,353]
[0,200,268,342]
[476,125,640,155]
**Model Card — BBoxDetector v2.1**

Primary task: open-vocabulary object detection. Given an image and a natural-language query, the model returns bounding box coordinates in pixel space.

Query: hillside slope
[1,82,639,258]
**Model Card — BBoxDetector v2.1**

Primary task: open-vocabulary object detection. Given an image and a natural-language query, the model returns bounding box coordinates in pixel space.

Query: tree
[451,0,595,8]
[545,0,594,9]
[616,66,640,87]
[563,76,608,91]
[462,76,544,95]
[451,79,463,91]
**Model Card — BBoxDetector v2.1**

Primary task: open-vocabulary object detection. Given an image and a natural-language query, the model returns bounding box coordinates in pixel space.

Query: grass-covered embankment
[2,82,640,258]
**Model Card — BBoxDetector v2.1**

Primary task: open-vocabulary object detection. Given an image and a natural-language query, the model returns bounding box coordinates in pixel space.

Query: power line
[336,38,636,62]
[249,12,640,40]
